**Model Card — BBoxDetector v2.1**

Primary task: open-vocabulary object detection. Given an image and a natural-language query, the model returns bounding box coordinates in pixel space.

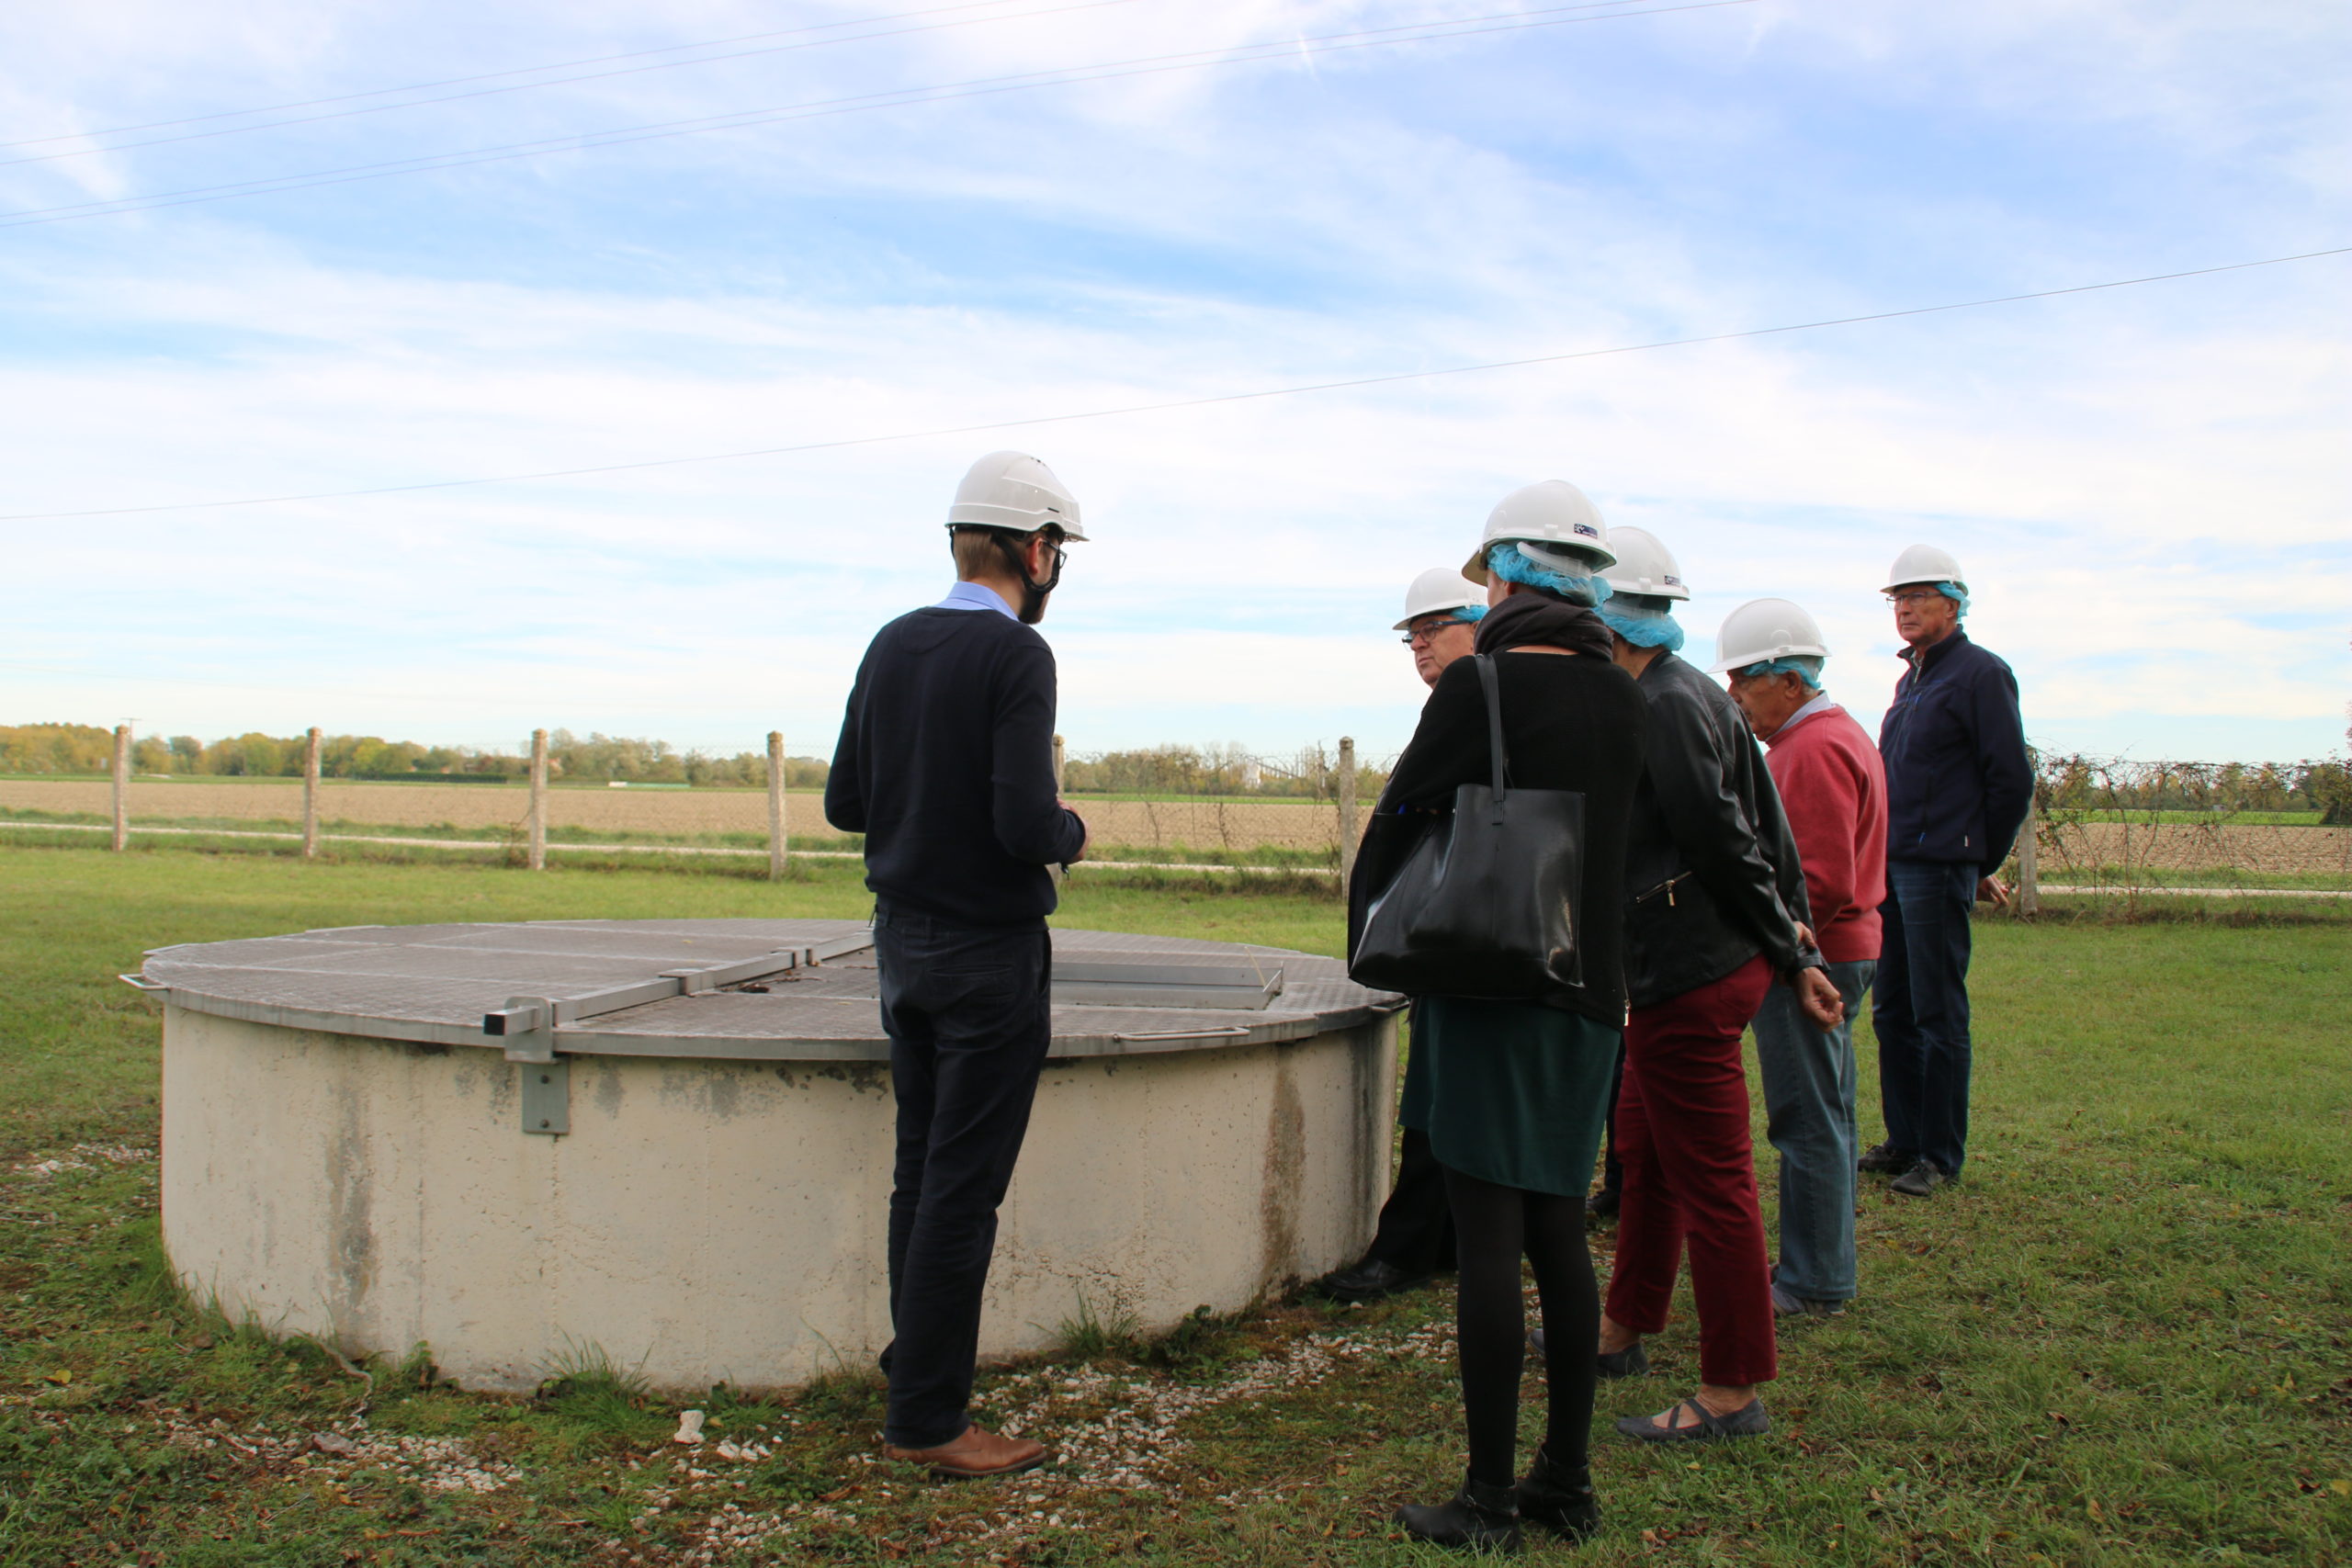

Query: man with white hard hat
[824,451,1091,1478]
[1587,524,1844,1446]
[1713,599,1886,1315]
[1864,547,2030,1199]
[1310,568,1484,1306]
[1396,566,1487,689]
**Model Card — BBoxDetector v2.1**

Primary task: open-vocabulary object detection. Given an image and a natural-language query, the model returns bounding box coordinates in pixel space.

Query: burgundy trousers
[1604,954,1778,1388]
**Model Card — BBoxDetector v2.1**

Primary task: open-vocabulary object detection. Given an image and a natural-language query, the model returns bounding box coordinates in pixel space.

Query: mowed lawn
[0,844,2346,1565]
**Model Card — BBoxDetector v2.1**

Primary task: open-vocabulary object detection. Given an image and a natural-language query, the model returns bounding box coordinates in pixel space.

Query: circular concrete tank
[131,919,1401,1393]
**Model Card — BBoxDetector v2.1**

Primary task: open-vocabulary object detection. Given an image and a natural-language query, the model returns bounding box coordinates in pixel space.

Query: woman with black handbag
[1349,479,1646,1552]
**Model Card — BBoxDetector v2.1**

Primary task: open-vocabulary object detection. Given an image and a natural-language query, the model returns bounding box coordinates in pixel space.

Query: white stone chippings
[672,1319,1457,1560]
[13,1144,157,1179]
[159,1415,519,1494]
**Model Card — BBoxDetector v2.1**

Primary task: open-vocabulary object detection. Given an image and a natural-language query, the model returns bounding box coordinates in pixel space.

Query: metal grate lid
[133,919,1401,1062]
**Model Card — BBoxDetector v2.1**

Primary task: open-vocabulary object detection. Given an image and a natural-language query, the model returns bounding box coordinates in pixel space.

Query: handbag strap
[1474,653,1510,824]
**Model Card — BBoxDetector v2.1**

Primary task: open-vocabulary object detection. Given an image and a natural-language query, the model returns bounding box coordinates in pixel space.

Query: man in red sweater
[1714,599,1887,1317]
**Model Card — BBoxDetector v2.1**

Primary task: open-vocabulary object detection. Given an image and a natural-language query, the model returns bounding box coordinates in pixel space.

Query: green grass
[0,844,2347,1563]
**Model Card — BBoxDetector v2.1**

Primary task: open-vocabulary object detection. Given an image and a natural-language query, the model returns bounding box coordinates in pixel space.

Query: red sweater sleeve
[1765,711,1888,963]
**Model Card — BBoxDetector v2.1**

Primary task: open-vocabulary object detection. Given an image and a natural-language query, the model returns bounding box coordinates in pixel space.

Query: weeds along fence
[6,728,2347,913]
[2022,752,2352,916]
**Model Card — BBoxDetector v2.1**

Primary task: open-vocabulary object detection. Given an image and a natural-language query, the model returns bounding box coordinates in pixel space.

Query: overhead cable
[4,245,2340,525]
[0,1,1739,227]
[0,0,1148,150]
[0,0,1163,168]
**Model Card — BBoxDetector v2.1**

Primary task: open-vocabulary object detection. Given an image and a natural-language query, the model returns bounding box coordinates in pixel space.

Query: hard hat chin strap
[993,530,1065,625]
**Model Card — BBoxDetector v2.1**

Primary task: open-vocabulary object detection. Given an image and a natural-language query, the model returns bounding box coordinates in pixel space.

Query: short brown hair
[950,525,1061,578]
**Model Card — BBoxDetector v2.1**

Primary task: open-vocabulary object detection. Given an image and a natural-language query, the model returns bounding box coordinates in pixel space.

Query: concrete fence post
[302,728,322,859]
[1337,737,1358,888]
[767,730,786,882]
[111,725,131,852]
[2016,795,2041,918]
[528,729,548,872]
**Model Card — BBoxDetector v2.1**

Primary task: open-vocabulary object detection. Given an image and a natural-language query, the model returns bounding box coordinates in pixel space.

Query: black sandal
[1596,1340,1649,1380]
[1614,1396,1770,1443]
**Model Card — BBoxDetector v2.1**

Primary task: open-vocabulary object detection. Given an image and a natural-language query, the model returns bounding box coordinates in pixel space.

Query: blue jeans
[872,904,1053,1450]
[1752,959,1873,1303]
[1872,859,1977,1176]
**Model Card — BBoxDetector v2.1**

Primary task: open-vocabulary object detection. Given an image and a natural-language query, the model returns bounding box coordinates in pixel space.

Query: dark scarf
[1473,590,1615,661]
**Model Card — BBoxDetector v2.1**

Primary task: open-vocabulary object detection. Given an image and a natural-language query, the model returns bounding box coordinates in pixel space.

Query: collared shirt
[933,581,1020,620]
[1772,690,1838,740]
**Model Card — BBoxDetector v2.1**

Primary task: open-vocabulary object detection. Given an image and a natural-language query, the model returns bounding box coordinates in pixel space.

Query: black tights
[1441,1165,1599,1487]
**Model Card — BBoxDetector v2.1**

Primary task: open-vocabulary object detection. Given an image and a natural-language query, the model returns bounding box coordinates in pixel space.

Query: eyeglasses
[1400,618,1465,645]
[1885,590,1945,608]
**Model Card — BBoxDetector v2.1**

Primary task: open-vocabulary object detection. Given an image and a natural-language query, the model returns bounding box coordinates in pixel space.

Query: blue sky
[3,0,2346,767]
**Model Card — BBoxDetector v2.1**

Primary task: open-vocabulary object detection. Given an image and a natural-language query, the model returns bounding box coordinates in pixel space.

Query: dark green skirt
[1400,997,1620,1198]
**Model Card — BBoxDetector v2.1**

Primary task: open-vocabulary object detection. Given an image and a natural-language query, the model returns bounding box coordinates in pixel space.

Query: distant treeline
[0,724,831,788]
[2039,754,2352,825]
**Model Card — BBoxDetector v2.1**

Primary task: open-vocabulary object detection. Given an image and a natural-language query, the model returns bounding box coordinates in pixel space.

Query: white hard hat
[1709,597,1830,673]
[945,450,1087,540]
[1882,543,1962,593]
[1463,479,1615,583]
[1598,525,1689,601]
[1395,568,1484,631]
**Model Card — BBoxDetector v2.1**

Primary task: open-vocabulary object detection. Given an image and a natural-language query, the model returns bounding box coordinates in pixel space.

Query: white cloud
[1,0,2346,761]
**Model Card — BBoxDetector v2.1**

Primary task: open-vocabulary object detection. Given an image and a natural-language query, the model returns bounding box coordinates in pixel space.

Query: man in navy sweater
[824,451,1090,1478]
[1865,546,2030,1199]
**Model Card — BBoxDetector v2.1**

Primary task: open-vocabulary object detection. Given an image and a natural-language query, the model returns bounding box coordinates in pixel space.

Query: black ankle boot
[1394,1472,1524,1554]
[1514,1446,1600,1541]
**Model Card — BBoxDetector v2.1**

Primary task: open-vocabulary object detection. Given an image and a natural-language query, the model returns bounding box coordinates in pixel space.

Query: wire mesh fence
[1054,744,1395,869]
[2023,753,2352,911]
[6,722,2349,911]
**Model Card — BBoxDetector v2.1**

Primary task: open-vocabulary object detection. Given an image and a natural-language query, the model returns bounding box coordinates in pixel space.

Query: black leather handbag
[1349,654,1586,998]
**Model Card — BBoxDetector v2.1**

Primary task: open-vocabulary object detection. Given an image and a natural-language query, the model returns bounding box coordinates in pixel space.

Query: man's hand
[1977,875,2011,908]
[1059,801,1090,865]
[1794,965,1843,1029]
[1795,922,1817,952]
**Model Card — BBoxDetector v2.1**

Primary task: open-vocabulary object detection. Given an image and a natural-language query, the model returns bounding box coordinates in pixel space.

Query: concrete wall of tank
[159,1006,1395,1393]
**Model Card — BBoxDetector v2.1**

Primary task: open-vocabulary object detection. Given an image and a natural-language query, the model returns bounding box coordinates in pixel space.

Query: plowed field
[0,780,1346,854]
[11,780,2346,873]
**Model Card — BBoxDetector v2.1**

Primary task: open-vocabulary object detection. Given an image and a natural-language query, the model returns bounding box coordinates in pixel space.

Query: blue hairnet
[1452,604,1487,624]
[1737,655,1825,692]
[1936,581,1969,618]
[1599,592,1686,652]
[1487,542,1611,607]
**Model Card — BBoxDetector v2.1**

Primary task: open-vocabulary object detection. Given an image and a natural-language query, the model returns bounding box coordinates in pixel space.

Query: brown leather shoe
[883,1424,1048,1479]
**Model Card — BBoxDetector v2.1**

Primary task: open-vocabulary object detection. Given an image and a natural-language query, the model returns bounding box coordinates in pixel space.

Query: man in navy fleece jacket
[1866,549,2030,1200]
[825,451,1089,1479]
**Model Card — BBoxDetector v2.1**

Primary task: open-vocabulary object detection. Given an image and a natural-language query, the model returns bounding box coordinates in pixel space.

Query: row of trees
[1059,742,1391,800]
[0,724,830,788]
[2036,755,2352,824]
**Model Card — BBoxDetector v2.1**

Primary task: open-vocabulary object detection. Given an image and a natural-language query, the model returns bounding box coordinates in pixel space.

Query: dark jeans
[1752,958,1874,1302]
[1872,859,1976,1177]
[873,904,1052,1450]
[1363,1127,1457,1274]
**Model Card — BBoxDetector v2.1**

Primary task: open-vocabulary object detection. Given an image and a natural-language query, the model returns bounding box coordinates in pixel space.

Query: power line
[0,1,1726,227]
[0,0,1163,169]
[6,245,2339,525]
[0,0,1143,150]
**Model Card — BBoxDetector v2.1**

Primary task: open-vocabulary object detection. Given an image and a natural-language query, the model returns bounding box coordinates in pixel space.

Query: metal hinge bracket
[483,995,567,1134]
[518,1060,570,1136]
